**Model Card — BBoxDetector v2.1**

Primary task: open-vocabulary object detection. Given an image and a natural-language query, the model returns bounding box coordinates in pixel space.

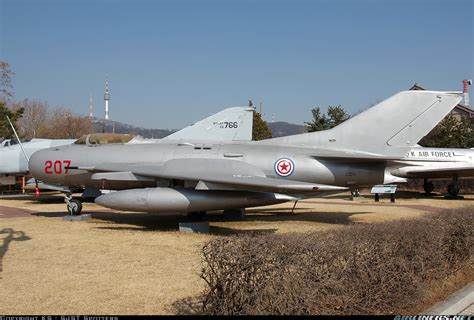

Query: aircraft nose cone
[29,149,48,180]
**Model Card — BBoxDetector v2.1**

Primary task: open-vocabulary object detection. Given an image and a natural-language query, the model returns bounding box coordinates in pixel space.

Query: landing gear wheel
[351,189,361,197]
[447,183,460,197]
[67,199,83,216]
[423,180,434,194]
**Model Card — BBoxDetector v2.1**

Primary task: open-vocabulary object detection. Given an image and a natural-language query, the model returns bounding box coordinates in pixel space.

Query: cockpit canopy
[74,133,134,145]
[0,139,18,147]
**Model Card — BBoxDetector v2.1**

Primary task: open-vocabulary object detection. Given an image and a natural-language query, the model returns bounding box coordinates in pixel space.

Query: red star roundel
[274,158,295,177]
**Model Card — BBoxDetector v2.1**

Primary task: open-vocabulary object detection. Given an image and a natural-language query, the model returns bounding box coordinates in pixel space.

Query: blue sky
[1,0,473,129]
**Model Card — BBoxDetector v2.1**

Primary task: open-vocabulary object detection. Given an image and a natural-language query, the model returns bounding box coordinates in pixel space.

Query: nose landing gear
[65,194,83,215]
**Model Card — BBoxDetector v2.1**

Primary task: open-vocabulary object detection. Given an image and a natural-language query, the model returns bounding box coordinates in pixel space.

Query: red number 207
[45,160,71,175]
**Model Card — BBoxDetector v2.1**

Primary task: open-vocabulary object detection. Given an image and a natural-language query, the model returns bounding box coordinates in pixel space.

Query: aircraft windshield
[74,133,134,145]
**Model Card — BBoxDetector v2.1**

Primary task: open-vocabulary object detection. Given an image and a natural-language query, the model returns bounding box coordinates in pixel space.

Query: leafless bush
[44,106,93,139]
[10,99,93,140]
[200,208,473,315]
[11,98,49,139]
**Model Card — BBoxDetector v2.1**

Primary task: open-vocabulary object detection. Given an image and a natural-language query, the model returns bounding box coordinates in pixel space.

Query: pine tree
[421,113,473,148]
[0,101,24,139]
[252,111,272,140]
[305,105,350,132]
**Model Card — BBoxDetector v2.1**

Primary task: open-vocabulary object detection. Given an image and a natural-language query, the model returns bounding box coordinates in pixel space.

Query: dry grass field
[0,191,473,314]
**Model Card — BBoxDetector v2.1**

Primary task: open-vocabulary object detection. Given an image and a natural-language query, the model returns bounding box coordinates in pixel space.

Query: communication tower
[104,80,110,120]
[89,93,93,118]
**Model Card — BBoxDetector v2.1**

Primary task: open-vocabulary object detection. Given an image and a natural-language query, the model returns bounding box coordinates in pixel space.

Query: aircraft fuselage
[29,141,397,190]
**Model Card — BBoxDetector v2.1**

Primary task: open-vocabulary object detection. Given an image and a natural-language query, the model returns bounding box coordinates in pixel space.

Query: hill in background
[93,120,176,138]
[93,119,305,139]
[268,121,306,138]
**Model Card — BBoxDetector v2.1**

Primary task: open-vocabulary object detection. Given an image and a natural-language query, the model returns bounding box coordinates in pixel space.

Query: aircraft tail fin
[162,106,254,141]
[267,90,463,155]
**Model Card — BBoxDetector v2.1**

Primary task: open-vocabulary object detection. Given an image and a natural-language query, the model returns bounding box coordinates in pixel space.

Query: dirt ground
[0,191,473,314]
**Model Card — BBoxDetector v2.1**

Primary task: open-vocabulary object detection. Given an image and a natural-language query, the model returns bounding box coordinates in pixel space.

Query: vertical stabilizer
[266,90,463,155]
[163,107,254,141]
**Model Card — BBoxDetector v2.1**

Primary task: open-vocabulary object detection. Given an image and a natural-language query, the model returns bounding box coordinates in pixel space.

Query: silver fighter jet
[29,90,463,215]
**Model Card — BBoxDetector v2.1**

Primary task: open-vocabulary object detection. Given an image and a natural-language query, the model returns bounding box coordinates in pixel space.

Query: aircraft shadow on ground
[0,228,31,277]
[0,194,97,204]
[244,209,373,225]
[325,190,473,201]
[87,211,281,234]
[88,209,372,231]
[30,208,372,234]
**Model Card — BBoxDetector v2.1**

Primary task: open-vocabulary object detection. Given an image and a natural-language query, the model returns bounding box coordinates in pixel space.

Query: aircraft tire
[447,183,460,197]
[423,181,434,194]
[67,199,83,216]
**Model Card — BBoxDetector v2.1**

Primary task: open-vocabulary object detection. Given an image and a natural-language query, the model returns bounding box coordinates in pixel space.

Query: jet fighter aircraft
[29,90,463,215]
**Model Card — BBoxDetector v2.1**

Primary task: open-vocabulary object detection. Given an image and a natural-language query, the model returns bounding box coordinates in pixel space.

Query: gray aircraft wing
[158,107,254,142]
[77,158,346,193]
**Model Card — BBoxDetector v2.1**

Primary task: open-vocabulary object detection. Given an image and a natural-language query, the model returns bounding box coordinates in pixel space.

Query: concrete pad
[63,214,92,221]
[0,205,31,218]
[179,221,210,233]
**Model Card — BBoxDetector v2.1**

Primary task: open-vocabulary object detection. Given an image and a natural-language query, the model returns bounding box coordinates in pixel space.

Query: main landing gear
[423,179,434,194]
[446,178,460,198]
[65,193,82,215]
[423,178,462,198]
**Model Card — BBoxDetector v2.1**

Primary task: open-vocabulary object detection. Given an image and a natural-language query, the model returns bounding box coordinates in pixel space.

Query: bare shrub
[12,98,49,139]
[41,107,93,139]
[200,207,473,315]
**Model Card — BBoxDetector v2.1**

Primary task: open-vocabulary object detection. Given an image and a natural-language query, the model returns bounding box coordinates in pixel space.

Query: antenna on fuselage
[6,116,29,162]
[6,116,39,196]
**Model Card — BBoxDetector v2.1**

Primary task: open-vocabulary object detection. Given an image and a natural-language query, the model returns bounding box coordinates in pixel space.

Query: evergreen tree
[0,101,24,139]
[420,113,473,148]
[326,105,350,128]
[252,111,272,140]
[305,105,350,132]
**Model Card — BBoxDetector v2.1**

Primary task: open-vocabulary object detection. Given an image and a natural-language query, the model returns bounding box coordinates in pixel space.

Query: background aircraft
[29,90,463,215]
[391,146,474,196]
[0,138,76,177]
